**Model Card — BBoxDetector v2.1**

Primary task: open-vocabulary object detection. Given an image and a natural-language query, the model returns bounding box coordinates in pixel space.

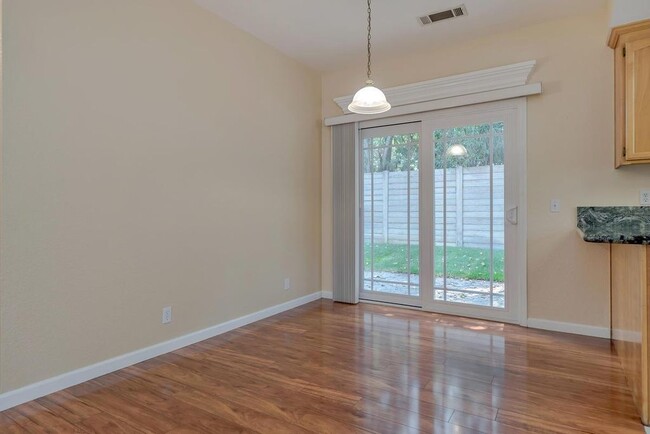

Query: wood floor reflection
[0,300,643,433]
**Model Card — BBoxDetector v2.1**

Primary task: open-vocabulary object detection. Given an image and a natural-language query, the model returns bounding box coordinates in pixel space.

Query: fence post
[456,166,464,247]
[382,171,389,244]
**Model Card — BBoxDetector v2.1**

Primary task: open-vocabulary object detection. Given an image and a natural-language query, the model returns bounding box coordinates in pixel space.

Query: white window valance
[325,60,541,126]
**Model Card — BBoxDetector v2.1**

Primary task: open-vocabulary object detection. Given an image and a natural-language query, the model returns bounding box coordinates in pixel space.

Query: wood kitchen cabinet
[611,244,650,424]
[578,206,650,424]
[608,20,650,168]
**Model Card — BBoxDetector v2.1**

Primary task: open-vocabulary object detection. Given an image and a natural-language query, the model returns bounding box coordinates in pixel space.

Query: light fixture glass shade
[446,144,468,157]
[348,82,391,114]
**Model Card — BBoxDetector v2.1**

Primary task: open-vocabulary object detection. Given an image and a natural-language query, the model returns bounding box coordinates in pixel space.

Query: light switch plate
[550,199,561,213]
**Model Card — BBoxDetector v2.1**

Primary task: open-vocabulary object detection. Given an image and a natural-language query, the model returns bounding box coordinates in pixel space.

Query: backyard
[364,243,504,282]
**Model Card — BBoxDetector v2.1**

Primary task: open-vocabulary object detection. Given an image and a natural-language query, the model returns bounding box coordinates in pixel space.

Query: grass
[365,243,504,282]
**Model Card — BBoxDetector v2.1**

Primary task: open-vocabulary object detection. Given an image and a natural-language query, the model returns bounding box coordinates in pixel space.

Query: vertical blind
[332,123,359,304]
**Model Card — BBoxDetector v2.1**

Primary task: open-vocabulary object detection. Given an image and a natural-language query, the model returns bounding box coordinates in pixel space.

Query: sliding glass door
[359,100,525,323]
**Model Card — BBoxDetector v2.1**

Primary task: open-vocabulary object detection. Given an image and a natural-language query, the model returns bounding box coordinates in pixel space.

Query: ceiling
[194,0,608,72]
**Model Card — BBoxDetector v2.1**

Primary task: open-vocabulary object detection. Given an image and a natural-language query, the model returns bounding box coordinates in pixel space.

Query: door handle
[506,207,518,225]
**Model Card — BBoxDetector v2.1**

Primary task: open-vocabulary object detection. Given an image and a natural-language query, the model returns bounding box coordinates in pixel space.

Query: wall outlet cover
[162,306,172,324]
[640,190,650,206]
[284,278,291,290]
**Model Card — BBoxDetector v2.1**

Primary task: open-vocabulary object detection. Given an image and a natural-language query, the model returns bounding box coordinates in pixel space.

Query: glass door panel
[360,123,421,306]
[433,122,505,308]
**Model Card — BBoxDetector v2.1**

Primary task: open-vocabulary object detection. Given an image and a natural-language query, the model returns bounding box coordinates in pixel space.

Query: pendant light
[348,0,391,114]
[446,144,468,157]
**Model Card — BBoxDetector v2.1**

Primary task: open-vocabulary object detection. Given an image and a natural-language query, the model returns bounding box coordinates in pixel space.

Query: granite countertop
[577,207,650,245]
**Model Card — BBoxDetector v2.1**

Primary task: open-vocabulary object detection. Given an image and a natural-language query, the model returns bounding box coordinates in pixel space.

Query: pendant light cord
[348,0,390,114]
[367,0,372,81]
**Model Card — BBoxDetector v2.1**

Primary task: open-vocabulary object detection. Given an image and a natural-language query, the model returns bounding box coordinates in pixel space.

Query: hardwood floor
[0,300,644,433]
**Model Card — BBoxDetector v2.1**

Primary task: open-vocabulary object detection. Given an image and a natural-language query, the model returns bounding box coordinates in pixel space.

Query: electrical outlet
[550,199,561,213]
[162,306,172,324]
[284,278,291,290]
[640,190,650,206]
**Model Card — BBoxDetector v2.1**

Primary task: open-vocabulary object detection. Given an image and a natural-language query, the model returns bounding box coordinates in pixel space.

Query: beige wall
[322,8,650,329]
[1,0,321,392]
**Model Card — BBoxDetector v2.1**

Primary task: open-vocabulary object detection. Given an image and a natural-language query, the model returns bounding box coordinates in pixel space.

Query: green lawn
[365,243,504,282]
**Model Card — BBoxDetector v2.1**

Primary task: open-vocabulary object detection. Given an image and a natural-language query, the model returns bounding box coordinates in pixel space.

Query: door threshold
[359,298,424,311]
[359,298,521,326]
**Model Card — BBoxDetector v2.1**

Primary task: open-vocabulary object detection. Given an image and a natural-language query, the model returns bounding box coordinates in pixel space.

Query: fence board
[363,166,503,248]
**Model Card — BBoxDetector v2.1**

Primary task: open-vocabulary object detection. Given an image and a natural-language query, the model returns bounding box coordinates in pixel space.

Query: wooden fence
[363,165,504,249]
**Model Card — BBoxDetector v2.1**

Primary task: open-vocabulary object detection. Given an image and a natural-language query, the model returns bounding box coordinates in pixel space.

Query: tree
[434,123,504,169]
[363,134,418,173]
[363,122,505,172]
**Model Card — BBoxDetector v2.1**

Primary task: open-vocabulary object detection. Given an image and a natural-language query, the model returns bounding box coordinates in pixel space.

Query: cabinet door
[625,38,650,160]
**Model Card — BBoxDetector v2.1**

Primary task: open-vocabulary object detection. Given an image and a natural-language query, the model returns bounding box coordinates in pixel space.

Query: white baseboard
[0,291,323,412]
[527,318,610,339]
[612,329,642,343]
[321,290,333,299]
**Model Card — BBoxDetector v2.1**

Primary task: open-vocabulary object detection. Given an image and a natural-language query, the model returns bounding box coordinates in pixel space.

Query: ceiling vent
[419,4,467,25]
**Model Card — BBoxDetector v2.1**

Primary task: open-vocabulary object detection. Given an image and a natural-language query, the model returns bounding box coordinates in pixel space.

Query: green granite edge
[577,206,650,245]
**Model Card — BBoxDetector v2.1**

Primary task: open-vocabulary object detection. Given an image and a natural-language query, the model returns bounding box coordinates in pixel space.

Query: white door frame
[357,98,528,326]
